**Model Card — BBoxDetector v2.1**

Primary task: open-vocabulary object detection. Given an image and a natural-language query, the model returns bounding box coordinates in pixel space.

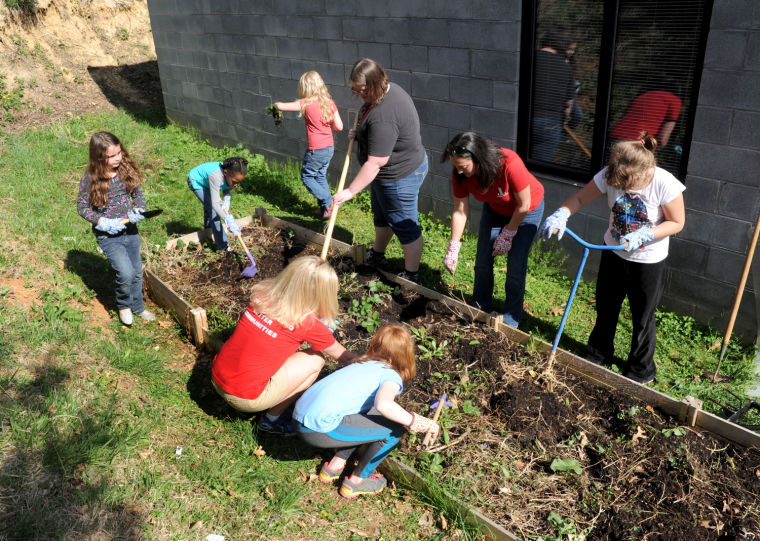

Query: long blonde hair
[250,255,338,328]
[356,325,416,384]
[605,132,658,190]
[297,71,334,124]
[87,132,144,207]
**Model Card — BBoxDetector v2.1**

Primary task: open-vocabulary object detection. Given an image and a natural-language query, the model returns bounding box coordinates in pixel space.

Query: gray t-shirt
[356,82,425,183]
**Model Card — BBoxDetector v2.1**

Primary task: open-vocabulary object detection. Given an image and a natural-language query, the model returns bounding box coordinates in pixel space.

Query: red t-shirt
[609,91,682,141]
[451,148,544,216]
[301,98,338,150]
[211,306,336,399]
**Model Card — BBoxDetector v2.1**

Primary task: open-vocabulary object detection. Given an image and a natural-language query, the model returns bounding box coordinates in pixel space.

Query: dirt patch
[149,222,760,540]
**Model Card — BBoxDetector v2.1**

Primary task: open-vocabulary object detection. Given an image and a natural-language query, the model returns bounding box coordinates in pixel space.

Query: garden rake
[222,219,257,278]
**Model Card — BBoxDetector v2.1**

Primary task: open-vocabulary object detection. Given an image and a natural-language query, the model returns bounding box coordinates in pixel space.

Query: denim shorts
[370,153,428,244]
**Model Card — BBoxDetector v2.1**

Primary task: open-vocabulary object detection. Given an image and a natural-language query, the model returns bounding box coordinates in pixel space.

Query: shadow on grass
[164,219,204,237]
[64,249,116,313]
[0,363,143,539]
[87,61,166,128]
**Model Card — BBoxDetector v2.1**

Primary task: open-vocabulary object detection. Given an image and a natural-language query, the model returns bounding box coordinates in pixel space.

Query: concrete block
[276,37,329,60]
[450,21,520,52]
[691,106,732,145]
[747,30,760,70]
[247,56,268,76]
[284,16,315,38]
[384,0,429,18]
[688,142,760,186]
[356,42,392,67]
[252,36,277,56]
[493,82,517,112]
[450,77,493,107]
[709,0,755,29]
[391,44,428,71]
[470,0,521,21]
[718,183,760,220]
[374,18,411,44]
[258,15,289,37]
[224,53,247,73]
[415,99,470,129]
[682,175,719,213]
[668,239,708,275]
[472,51,518,81]
[698,70,744,108]
[407,19,450,47]
[387,71,412,92]
[328,40,359,64]
[731,110,760,150]
[342,18,365,41]
[312,16,342,40]
[679,209,721,244]
[430,2,472,19]
[706,247,747,284]
[411,73,450,100]
[712,216,753,252]
[235,0,272,14]
[428,47,469,76]
[354,0,394,17]
[704,30,748,69]
[207,52,229,73]
[668,273,735,315]
[659,295,695,320]
[420,123,451,153]
[325,3,356,16]
[471,108,516,139]
[265,57,293,79]
[271,0,323,15]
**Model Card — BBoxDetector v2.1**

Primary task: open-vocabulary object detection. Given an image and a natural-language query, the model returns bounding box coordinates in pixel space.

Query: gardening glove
[95,217,126,235]
[539,207,571,241]
[222,194,231,213]
[443,240,461,274]
[620,226,654,252]
[320,318,339,333]
[223,213,241,235]
[492,227,517,256]
[408,413,440,443]
[127,207,145,224]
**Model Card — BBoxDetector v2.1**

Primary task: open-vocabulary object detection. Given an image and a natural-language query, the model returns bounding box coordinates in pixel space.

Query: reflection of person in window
[565,41,584,131]
[609,84,682,149]
[530,28,576,162]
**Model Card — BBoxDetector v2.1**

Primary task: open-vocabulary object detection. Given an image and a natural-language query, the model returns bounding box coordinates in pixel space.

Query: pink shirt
[301,99,338,150]
[610,91,682,141]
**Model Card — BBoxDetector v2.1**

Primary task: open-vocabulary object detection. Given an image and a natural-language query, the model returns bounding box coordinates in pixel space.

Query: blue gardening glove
[223,213,241,235]
[320,318,339,333]
[620,227,654,252]
[492,227,516,256]
[95,217,126,235]
[222,194,231,213]
[128,207,145,224]
[539,207,571,241]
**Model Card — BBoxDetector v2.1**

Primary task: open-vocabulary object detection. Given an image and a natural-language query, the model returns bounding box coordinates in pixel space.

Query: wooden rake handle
[321,112,360,261]
[421,393,446,451]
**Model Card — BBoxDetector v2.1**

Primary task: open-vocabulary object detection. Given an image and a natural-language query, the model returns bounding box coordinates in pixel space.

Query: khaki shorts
[212,364,289,413]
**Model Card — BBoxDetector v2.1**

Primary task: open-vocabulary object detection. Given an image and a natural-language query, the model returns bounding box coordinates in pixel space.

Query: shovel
[119,208,163,224]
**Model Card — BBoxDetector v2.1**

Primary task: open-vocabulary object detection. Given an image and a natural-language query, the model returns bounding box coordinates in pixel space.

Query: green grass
[0,109,758,539]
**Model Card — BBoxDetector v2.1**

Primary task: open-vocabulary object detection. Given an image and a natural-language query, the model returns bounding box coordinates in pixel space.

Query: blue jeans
[472,199,544,327]
[369,153,428,244]
[301,146,335,211]
[189,179,227,250]
[530,116,563,162]
[96,232,145,313]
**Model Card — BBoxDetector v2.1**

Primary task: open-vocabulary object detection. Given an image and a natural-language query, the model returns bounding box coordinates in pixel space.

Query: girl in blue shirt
[293,325,439,498]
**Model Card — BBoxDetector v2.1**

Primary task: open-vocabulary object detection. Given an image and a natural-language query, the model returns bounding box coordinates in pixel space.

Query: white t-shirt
[594,166,685,264]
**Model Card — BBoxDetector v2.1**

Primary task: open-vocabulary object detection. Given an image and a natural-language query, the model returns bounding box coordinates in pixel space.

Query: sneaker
[321,200,335,220]
[258,415,295,436]
[118,308,133,326]
[319,461,343,483]
[137,310,156,322]
[340,473,387,498]
[397,270,419,284]
[364,248,387,268]
[624,371,656,385]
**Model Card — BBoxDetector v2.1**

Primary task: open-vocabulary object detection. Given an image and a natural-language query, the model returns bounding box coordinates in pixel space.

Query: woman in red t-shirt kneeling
[441,132,545,329]
[211,256,356,436]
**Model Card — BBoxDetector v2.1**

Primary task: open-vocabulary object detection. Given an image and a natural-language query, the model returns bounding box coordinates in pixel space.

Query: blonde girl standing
[274,71,344,219]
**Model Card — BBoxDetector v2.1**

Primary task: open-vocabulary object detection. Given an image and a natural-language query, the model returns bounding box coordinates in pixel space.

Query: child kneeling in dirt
[293,325,439,498]
[211,256,356,435]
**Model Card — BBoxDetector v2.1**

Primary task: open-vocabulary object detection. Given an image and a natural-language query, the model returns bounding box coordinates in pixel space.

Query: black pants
[586,250,666,379]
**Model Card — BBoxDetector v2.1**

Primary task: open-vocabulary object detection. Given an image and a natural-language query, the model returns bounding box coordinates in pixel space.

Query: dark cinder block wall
[146,0,760,341]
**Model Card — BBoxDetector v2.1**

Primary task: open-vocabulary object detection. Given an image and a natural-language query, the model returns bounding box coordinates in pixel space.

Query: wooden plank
[165,215,255,250]
[143,268,193,330]
[379,458,520,541]
[189,308,206,347]
[254,207,354,255]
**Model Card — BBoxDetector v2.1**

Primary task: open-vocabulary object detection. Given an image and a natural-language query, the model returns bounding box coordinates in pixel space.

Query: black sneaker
[365,248,387,268]
[624,371,656,385]
[397,270,419,283]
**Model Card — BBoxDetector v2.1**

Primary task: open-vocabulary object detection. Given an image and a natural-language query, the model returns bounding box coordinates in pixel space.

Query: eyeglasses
[447,144,470,156]
[351,86,367,96]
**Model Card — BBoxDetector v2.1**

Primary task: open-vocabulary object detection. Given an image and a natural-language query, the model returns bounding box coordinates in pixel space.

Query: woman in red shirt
[211,256,356,435]
[441,132,545,328]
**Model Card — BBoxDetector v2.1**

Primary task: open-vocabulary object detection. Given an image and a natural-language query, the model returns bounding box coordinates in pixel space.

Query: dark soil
[150,222,760,540]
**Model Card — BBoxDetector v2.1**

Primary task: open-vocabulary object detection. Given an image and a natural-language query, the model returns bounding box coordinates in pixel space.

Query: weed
[546,511,592,540]
[549,457,582,474]
[4,0,36,14]
[115,27,129,41]
[662,426,686,438]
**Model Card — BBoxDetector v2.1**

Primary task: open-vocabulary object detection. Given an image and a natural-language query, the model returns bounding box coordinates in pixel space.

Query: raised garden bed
[146,212,760,541]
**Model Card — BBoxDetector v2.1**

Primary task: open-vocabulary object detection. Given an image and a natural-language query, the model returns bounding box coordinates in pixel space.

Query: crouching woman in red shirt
[211,255,356,435]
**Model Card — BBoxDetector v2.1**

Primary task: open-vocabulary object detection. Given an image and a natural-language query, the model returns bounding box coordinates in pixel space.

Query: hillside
[0,0,160,133]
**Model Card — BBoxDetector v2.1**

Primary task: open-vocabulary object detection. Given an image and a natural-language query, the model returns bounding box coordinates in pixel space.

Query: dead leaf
[418,510,435,527]
[579,432,588,448]
[138,448,153,459]
[189,520,203,530]
[348,527,371,538]
[297,467,308,482]
[226,486,238,498]
[708,340,721,352]
[264,486,274,500]
[516,459,526,470]
[548,306,564,317]
[755,469,760,479]
[645,405,655,414]
[253,445,266,459]
[440,514,449,530]
[499,486,511,494]
[631,426,647,445]
[308,473,319,483]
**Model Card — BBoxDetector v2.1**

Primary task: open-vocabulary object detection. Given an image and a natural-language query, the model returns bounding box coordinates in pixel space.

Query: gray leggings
[295,408,404,478]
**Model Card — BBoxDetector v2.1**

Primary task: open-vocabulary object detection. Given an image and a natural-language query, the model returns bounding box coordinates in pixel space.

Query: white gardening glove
[408,413,440,444]
[222,194,231,213]
[620,227,654,252]
[223,213,241,235]
[492,227,516,256]
[443,240,461,274]
[539,207,571,241]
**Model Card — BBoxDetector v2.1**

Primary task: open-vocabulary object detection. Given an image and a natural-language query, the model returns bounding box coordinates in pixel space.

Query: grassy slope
[0,110,757,539]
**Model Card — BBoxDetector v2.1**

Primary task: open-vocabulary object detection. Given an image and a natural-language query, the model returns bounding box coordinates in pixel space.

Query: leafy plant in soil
[266,104,283,126]
[149,223,760,540]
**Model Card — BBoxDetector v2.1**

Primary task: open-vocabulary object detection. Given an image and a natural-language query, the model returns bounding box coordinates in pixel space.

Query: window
[518,0,712,181]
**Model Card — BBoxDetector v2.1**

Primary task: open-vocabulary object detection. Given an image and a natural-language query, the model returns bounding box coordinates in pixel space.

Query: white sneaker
[118,308,133,326]
[137,310,156,322]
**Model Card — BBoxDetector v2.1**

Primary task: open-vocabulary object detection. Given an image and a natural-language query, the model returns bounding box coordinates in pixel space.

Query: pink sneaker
[318,461,343,483]
[339,473,386,498]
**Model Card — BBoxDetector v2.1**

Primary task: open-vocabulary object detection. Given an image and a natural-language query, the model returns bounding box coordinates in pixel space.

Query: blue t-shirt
[187,162,232,191]
[293,360,403,432]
